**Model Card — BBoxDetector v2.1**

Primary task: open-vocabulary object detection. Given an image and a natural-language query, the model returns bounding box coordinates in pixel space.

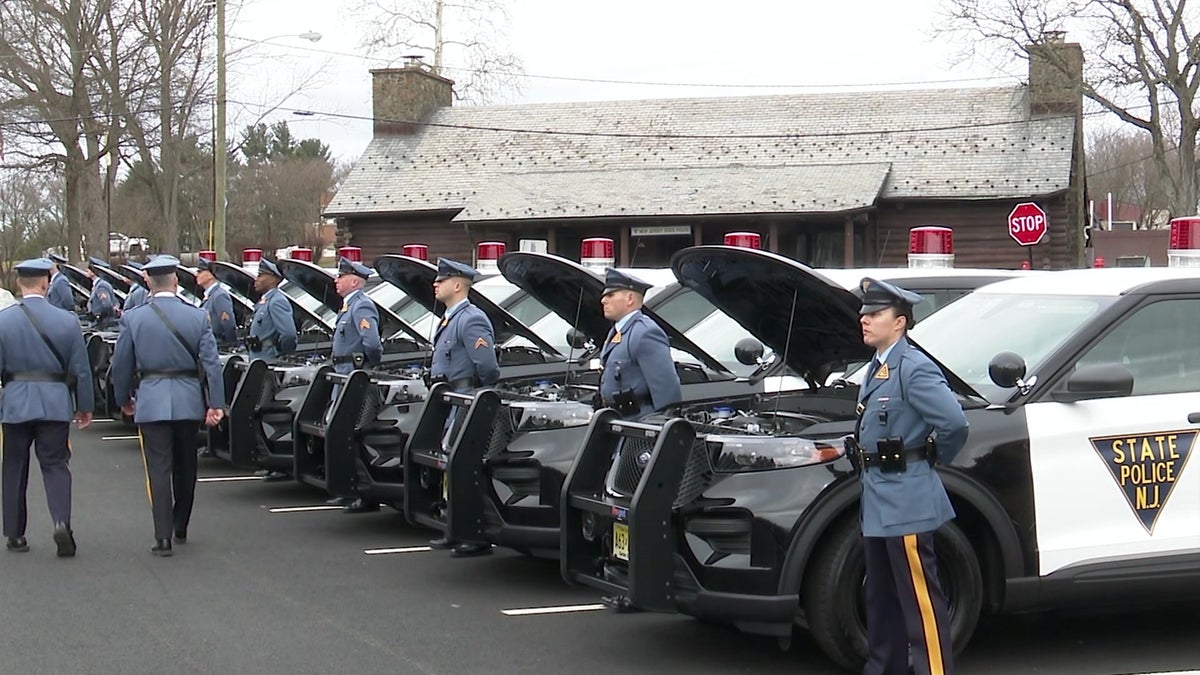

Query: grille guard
[292,368,371,496]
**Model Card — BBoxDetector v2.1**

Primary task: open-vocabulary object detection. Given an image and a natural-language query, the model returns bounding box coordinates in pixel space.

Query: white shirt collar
[614,309,640,333]
[152,291,176,298]
[875,338,901,363]
[445,297,468,316]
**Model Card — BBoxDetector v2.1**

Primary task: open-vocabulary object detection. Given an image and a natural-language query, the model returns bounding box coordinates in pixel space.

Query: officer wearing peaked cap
[853,277,968,675]
[85,256,118,328]
[247,258,297,361]
[196,258,237,346]
[122,261,149,312]
[426,257,499,555]
[46,259,76,313]
[328,257,384,514]
[597,268,681,418]
[110,255,226,557]
[0,258,94,558]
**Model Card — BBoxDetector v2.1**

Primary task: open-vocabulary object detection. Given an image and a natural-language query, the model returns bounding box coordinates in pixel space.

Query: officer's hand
[74,411,92,429]
[204,408,224,427]
[121,401,135,416]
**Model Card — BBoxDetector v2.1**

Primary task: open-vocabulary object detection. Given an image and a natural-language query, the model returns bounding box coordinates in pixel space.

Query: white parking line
[268,505,344,513]
[101,435,140,441]
[197,476,264,483]
[501,604,607,616]
[363,546,432,555]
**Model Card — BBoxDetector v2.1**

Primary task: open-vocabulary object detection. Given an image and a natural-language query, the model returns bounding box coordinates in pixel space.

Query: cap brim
[859,302,894,315]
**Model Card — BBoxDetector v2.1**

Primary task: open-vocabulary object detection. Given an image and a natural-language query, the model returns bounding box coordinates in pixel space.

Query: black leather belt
[3,371,66,383]
[331,355,360,365]
[448,378,474,391]
[860,445,930,470]
[137,370,198,379]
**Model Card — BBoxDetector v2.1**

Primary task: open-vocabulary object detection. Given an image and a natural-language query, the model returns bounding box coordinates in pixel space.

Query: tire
[802,516,983,672]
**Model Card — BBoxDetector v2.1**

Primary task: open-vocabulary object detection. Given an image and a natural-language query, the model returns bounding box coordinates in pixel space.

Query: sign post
[1008,202,1048,268]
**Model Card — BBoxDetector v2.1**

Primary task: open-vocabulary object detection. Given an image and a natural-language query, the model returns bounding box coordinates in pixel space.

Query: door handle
[1188,413,1200,424]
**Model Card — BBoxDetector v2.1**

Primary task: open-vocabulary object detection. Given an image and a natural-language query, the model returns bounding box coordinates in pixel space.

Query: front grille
[356,385,383,428]
[611,434,655,496]
[484,405,521,460]
[255,372,279,408]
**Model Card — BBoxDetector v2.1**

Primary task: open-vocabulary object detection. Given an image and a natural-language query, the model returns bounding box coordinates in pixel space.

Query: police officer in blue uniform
[86,257,118,328]
[597,268,681,418]
[196,258,238,346]
[122,262,148,312]
[110,256,226,557]
[597,268,682,611]
[853,278,968,675]
[427,258,499,556]
[247,258,297,361]
[0,258,94,557]
[47,260,76,313]
[328,257,383,514]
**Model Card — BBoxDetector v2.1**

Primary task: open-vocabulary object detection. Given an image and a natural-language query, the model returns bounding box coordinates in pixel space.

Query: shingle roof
[325,85,1075,219]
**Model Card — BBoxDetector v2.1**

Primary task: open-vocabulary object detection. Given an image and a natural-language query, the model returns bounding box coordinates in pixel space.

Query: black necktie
[867,357,881,380]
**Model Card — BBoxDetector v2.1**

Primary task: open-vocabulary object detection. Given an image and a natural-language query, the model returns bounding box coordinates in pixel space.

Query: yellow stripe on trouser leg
[138,428,152,506]
[904,534,944,675]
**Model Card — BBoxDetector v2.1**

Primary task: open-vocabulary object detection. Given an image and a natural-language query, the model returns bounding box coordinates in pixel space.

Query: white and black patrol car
[561,247,1200,671]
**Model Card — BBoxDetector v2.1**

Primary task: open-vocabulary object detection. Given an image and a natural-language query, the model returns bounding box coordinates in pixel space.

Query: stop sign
[1008,202,1048,246]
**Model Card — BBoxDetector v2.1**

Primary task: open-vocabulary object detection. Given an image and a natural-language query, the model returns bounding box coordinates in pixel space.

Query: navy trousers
[139,421,200,540]
[2,421,72,538]
[862,532,954,675]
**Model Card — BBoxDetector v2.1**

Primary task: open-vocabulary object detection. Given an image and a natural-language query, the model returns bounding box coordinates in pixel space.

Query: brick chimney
[371,56,454,136]
[1028,31,1084,116]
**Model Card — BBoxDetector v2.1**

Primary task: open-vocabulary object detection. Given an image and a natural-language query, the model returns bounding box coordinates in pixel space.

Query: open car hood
[176,267,254,326]
[276,259,429,348]
[499,251,730,374]
[209,260,332,335]
[374,254,561,357]
[60,264,126,304]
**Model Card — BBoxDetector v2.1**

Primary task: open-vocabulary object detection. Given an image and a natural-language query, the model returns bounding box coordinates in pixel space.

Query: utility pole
[214,0,227,260]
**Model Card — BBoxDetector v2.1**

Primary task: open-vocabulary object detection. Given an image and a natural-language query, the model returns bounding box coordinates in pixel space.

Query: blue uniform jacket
[123,285,147,312]
[202,283,238,346]
[856,337,968,538]
[110,295,225,423]
[332,290,382,374]
[0,297,94,423]
[430,301,499,392]
[88,277,116,319]
[248,287,297,361]
[599,310,681,416]
[47,273,75,313]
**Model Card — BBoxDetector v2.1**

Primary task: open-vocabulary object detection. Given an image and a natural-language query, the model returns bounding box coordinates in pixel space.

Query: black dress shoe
[450,542,493,558]
[600,594,641,613]
[6,536,28,553]
[325,496,353,506]
[197,447,215,458]
[261,471,290,482]
[151,539,173,557]
[342,499,380,514]
[53,523,76,558]
[428,536,456,550]
[174,530,187,543]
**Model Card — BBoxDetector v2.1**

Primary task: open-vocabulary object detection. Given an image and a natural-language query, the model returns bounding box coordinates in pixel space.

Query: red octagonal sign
[1009,202,1048,246]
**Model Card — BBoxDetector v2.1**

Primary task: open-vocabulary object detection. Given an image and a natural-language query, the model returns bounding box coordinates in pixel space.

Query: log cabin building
[325,37,1087,270]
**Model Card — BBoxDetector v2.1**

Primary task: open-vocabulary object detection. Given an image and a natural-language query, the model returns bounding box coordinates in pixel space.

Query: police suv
[561,247,1200,671]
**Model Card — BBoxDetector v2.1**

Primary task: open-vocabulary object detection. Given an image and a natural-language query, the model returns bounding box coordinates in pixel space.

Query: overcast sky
[231,0,1025,163]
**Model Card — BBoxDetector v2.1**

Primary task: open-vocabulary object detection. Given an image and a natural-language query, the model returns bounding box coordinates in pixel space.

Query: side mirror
[988,351,1027,388]
[734,337,765,366]
[566,328,589,351]
[1051,363,1134,403]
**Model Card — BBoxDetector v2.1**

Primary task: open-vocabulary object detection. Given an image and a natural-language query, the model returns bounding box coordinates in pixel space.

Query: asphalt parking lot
[0,420,1195,675]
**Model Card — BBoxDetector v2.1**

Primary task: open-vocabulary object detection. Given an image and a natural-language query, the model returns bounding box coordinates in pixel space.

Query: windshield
[279,281,336,328]
[845,292,1114,401]
[685,310,776,377]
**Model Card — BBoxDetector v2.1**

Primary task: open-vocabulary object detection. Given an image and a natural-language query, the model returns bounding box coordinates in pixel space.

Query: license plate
[612,523,629,561]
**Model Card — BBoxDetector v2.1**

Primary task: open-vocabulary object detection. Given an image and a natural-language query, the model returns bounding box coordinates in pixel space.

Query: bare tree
[347,0,523,103]
[939,0,1200,216]
[1087,125,1170,228]
[0,169,67,285]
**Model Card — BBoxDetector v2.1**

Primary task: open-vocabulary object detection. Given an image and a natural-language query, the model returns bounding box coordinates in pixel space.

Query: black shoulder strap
[17,301,68,373]
[149,301,199,364]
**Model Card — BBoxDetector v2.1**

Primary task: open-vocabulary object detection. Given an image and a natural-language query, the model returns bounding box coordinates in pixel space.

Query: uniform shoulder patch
[474,336,489,349]
[1090,429,1195,533]
[359,318,371,330]
[220,311,230,321]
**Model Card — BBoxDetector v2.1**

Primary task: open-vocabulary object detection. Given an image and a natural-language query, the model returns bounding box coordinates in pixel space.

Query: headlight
[708,435,845,473]
[511,401,593,431]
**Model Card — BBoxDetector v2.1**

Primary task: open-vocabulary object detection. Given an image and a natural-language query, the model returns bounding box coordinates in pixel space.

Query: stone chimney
[371,56,454,136]
[1028,31,1084,116]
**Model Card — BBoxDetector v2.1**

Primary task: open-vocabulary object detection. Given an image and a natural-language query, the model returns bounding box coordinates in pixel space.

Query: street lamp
[214,2,321,260]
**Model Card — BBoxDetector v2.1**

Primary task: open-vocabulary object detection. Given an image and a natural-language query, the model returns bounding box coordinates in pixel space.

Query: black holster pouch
[424,373,447,388]
[612,388,640,417]
[844,437,863,473]
[875,437,907,473]
[245,336,262,351]
[925,435,938,466]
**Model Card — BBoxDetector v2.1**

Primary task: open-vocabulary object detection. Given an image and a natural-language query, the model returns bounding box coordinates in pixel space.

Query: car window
[650,288,718,333]
[1074,298,1200,396]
